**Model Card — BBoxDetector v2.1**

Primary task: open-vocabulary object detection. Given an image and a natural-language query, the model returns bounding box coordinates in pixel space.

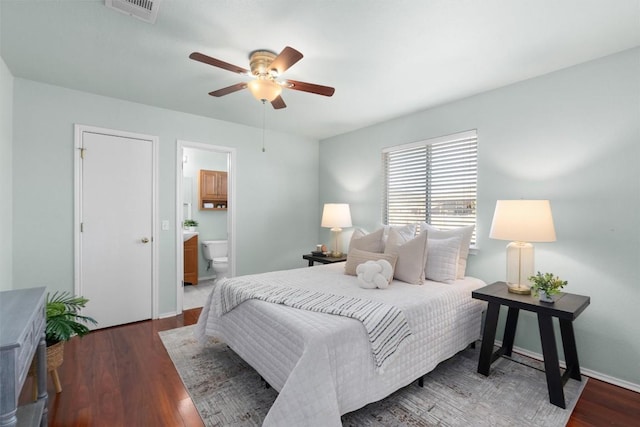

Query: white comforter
[195,263,486,427]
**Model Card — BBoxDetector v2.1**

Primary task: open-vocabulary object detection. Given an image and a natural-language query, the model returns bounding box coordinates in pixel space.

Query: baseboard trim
[496,340,640,393]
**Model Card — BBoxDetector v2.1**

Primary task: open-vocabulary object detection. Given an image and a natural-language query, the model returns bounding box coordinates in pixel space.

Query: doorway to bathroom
[175,140,236,313]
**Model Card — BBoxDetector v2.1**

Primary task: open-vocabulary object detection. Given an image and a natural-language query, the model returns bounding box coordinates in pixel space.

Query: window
[382,130,478,243]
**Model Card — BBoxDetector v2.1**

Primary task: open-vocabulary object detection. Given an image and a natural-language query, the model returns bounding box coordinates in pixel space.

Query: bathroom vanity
[183,233,199,285]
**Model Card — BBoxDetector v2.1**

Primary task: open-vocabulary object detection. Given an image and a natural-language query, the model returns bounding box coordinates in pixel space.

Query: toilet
[202,240,228,280]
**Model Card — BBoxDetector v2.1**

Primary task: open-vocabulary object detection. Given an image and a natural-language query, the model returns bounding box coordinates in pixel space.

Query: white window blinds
[382,130,478,243]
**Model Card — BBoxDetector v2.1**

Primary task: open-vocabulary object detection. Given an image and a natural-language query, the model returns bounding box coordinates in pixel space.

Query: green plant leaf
[528,271,567,297]
[45,291,98,343]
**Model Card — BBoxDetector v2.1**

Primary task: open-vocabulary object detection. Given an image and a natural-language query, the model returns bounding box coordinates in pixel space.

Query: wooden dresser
[0,287,48,427]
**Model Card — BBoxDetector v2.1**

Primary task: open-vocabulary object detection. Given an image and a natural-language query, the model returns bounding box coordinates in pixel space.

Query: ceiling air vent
[105,0,161,24]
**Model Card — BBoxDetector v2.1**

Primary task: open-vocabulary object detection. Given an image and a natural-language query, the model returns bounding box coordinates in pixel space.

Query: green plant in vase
[183,219,199,231]
[32,291,97,396]
[46,292,97,345]
[529,272,567,303]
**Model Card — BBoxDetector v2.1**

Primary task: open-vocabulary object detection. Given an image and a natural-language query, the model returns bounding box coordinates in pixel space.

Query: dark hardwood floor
[568,377,640,427]
[21,308,639,426]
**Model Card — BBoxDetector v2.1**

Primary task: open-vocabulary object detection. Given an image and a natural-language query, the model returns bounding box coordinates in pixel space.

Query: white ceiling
[2,0,639,140]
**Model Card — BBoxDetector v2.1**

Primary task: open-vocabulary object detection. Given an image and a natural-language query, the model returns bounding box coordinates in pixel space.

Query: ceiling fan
[189,46,335,109]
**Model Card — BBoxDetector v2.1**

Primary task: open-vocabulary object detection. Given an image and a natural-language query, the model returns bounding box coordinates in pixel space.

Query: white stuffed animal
[356,259,394,289]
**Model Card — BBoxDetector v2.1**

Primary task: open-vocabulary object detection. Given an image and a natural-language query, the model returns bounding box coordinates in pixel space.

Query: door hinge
[79,147,86,159]
[80,222,84,232]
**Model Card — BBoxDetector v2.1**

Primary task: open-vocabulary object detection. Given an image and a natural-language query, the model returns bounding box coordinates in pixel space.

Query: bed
[195,261,486,426]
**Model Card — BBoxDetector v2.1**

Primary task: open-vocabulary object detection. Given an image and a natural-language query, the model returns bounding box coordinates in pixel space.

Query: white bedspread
[195,263,486,427]
[218,278,412,371]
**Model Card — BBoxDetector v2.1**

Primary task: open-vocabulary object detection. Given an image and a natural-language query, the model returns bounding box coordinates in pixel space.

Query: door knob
[141,237,150,243]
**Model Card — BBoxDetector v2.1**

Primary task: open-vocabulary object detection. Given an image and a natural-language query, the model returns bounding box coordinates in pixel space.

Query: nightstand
[472,282,590,408]
[302,254,347,266]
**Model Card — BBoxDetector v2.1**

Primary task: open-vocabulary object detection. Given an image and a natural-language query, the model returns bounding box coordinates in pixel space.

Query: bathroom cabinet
[199,169,227,210]
[183,234,198,285]
[183,235,198,285]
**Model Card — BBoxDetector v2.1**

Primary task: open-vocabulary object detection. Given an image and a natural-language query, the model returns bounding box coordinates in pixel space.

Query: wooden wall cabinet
[199,169,227,210]
[183,235,198,285]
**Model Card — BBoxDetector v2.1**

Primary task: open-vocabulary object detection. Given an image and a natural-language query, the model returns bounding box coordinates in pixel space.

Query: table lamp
[321,203,352,257]
[489,200,556,294]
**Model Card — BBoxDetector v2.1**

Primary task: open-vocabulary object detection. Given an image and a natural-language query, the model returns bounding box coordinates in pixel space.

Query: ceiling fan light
[247,79,282,102]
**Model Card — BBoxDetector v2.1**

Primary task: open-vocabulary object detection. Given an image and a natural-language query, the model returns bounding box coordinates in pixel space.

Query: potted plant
[31,292,97,395]
[529,272,567,303]
[183,219,199,231]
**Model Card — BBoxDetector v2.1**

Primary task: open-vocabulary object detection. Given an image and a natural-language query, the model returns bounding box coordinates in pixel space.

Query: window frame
[382,129,478,244]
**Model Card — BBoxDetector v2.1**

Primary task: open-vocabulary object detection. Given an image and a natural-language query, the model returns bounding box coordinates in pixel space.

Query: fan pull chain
[261,100,266,152]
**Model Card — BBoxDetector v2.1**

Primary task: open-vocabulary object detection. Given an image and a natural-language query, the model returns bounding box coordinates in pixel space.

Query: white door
[77,128,155,329]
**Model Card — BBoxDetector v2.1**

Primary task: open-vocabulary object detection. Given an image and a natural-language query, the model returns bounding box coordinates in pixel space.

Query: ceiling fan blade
[284,79,335,97]
[269,46,303,75]
[208,83,247,97]
[271,96,287,109]
[190,52,250,75]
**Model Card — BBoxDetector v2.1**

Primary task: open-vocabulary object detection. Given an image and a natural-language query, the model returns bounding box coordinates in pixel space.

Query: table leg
[537,313,565,408]
[478,302,500,376]
[307,260,314,267]
[502,307,519,357]
[559,319,582,381]
[37,332,48,426]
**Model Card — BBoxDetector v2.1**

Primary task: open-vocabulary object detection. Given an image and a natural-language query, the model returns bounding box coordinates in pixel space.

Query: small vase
[539,290,554,303]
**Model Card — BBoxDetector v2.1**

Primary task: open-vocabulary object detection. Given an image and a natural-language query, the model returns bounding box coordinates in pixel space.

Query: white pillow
[349,228,385,253]
[421,223,474,279]
[425,236,461,284]
[382,224,417,245]
[345,248,398,276]
[384,228,428,285]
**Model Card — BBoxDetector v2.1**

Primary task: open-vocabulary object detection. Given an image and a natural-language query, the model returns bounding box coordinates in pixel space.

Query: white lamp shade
[321,203,352,229]
[247,79,282,102]
[489,200,556,243]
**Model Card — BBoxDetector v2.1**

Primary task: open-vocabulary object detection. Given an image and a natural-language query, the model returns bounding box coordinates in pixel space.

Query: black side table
[472,282,590,408]
[302,254,347,266]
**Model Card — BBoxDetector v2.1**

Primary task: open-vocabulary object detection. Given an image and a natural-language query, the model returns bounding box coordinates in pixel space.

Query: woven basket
[28,341,64,376]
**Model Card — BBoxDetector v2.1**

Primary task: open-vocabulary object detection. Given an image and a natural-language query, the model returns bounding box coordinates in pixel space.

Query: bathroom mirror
[182,176,193,204]
[183,203,193,222]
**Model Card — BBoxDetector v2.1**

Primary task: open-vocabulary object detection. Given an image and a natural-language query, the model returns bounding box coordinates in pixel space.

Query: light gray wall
[182,146,228,279]
[11,78,320,314]
[319,48,640,388]
[0,56,13,291]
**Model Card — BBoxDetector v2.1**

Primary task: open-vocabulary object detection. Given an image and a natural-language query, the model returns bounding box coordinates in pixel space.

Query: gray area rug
[159,325,586,426]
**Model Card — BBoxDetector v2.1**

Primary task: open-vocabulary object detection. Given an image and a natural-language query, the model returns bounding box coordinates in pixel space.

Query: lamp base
[330,227,343,259]
[505,241,534,295]
[506,282,531,295]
